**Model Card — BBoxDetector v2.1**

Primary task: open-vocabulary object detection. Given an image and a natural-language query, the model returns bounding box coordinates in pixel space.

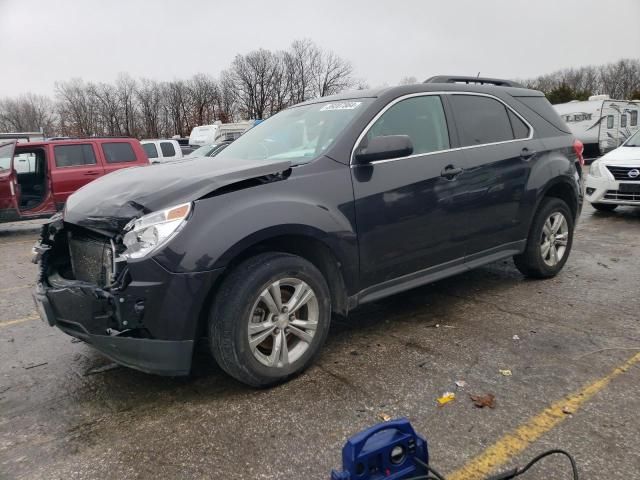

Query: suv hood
[599,146,640,165]
[64,156,291,233]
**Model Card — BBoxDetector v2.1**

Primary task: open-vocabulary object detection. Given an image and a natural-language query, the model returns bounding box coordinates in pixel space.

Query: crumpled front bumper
[34,238,222,376]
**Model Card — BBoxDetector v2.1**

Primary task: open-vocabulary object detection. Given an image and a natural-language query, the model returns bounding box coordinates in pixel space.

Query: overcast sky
[1,0,639,97]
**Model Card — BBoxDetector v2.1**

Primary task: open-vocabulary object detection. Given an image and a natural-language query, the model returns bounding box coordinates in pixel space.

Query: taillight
[573,139,585,167]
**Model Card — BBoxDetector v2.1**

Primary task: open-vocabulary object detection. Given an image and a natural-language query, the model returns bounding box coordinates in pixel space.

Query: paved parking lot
[1,203,639,479]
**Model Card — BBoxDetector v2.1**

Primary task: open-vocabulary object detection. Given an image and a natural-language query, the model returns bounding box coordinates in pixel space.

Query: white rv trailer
[554,96,640,157]
[188,121,254,147]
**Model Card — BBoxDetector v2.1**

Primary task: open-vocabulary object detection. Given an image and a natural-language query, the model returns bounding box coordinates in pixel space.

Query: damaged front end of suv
[32,156,292,375]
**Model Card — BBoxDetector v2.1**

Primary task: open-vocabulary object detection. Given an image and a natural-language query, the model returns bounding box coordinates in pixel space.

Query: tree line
[520,58,640,104]
[1,48,639,139]
[0,39,355,139]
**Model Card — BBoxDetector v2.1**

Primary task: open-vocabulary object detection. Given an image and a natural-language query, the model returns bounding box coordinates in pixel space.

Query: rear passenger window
[142,143,158,159]
[160,142,176,157]
[364,95,450,155]
[102,142,136,163]
[631,111,638,127]
[450,95,514,146]
[54,144,96,167]
[507,110,530,139]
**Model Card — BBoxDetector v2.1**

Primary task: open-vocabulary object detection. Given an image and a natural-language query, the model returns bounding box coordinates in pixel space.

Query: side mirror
[354,135,413,164]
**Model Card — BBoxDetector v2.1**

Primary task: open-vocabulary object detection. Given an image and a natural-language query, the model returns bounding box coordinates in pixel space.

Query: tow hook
[31,243,51,264]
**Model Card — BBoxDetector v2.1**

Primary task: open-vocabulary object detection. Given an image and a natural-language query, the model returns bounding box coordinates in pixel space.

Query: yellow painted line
[448,352,640,480]
[0,314,39,328]
[0,284,32,294]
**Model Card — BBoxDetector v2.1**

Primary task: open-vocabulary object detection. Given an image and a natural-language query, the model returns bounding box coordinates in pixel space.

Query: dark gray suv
[33,76,584,387]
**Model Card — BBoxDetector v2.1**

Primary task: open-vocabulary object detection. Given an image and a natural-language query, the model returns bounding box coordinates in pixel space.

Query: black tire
[591,202,617,212]
[514,197,575,279]
[209,252,331,387]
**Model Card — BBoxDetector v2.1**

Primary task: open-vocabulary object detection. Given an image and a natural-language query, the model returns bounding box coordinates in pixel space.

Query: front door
[0,141,20,222]
[351,94,469,289]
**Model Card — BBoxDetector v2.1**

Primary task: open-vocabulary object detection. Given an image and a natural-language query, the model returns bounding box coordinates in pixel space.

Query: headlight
[589,161,603,178]
[120,203,192,260]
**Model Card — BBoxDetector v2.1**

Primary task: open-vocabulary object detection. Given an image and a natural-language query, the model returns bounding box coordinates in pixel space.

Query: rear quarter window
[54,144,97,167]
[102,142,137,163]
[514,95,572,134]
[508,110,530,139]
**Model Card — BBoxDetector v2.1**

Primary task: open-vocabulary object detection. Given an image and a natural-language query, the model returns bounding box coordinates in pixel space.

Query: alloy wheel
[247,278,319,368]
[540,211,569,267]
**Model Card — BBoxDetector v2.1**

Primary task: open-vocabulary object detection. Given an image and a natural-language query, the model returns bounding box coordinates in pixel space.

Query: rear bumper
[35,257,222,376]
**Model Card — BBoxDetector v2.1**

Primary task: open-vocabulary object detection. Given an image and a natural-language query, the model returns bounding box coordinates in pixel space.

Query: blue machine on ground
[331,419,579,480]
[331,418,429,480]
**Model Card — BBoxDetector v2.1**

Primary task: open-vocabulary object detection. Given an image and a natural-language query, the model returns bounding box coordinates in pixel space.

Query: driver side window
[365,95,450,155]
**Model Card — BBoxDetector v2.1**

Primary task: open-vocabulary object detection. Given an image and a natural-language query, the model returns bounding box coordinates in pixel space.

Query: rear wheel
[209,252,331,387]
[514,198,574,278]
[591,202,617,212]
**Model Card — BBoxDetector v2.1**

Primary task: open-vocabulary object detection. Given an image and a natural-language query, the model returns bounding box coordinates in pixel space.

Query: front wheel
[514,197,575,278]
[209,252,331,387]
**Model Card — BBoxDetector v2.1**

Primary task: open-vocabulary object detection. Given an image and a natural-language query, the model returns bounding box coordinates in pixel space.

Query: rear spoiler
[424,76,524,88]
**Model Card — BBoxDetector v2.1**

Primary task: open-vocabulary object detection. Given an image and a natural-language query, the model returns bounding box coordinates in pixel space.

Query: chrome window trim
[349,91,535,167]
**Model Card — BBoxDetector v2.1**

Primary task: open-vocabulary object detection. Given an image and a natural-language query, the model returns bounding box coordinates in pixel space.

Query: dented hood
[64,156,291,233]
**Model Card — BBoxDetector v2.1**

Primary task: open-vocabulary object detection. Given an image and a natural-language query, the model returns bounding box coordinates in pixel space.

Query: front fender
[153,157,358,289]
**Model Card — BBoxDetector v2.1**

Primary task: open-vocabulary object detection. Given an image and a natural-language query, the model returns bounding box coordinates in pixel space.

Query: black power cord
[404,449,579,480]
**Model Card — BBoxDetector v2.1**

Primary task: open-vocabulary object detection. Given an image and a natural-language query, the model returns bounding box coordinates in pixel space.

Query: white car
[585,129,640,211]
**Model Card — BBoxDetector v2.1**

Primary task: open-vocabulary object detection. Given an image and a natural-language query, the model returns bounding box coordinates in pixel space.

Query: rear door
[50,143,105,207]
[100,141,142,174]
[445,93,538,261]
[0,141,20,221]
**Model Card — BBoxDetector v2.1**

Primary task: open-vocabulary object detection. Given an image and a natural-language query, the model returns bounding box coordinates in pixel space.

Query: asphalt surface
[1,203,639,479]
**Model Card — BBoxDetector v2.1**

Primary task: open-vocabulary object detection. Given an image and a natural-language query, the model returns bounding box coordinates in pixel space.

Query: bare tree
[186,74,218,129]
[115,74,138,136]
[55,79,99,136]
[311,50,354,97]
[136,79,163,138]
[0,93,56,133]
[231,49,280,119]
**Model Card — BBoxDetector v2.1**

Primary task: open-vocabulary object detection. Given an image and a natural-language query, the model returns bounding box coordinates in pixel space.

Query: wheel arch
[196,226,354,337]
[539,177,580,221]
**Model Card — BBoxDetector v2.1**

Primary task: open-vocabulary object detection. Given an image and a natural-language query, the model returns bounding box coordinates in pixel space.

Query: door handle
[84,171,100,176]
[440,165,463,179]
[520,148,537,160]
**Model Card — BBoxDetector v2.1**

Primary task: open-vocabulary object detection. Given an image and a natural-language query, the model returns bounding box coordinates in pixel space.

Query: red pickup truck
[0,138,149,223]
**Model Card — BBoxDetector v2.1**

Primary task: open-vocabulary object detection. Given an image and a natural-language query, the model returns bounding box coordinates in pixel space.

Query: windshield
[0,143,15,171]
[625,129,640,147]
[215,99,372,165]
[187,144,217,158]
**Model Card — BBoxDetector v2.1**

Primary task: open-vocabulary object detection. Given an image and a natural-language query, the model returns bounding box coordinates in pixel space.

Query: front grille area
[68,231,113,287]
[604,190,640,203]
[606,165,640,181]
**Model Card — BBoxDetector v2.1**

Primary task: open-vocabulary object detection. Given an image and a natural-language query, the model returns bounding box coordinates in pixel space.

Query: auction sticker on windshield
[320,101,362,111]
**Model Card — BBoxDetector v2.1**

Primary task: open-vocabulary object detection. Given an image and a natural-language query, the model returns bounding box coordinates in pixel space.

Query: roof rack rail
[47,135,134,141]
[424,75,523,88]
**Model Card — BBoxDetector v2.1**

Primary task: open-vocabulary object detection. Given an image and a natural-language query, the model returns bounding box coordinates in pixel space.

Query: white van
[140,139,183,164]
[188,121,253,147]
